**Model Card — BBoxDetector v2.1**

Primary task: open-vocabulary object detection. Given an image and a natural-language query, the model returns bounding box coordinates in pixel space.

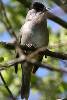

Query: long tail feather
[21,62,32,99]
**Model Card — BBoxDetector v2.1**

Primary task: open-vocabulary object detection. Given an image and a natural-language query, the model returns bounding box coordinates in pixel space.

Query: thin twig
[0,72,16,100]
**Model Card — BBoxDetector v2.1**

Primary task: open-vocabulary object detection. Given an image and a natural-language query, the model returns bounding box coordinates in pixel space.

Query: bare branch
[0,41,36,51]
[0,72,16,100]
[27,59,67,74]
[50,0,67,13]
[0,56,67,73]
[0,41,15,49]
[0,41,67,51]
[0,56,26,71]
[47,11,67,28]
[27,47,67,60]
[0,41,67,60]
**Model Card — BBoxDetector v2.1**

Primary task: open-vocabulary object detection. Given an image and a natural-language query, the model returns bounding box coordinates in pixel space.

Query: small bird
[17,1,49,99]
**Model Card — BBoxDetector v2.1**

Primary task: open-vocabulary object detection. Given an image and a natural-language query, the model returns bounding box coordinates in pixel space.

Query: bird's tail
[21,62,32,99]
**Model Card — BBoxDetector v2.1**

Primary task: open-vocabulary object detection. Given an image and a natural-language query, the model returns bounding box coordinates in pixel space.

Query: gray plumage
[20,9,49,47]
[19,2,49,99]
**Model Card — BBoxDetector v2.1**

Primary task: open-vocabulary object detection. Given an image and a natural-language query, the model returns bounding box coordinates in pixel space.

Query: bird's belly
[21,21,49,47]
[31,30,48,47]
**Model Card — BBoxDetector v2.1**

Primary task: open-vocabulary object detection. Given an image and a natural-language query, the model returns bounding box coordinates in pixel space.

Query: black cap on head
[32,2,45,12]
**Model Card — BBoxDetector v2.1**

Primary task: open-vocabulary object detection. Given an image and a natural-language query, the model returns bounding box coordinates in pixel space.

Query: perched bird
[16,1,49,99]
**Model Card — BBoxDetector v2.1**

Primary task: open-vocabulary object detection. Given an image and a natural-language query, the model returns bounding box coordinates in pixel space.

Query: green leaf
[0,57,4,62]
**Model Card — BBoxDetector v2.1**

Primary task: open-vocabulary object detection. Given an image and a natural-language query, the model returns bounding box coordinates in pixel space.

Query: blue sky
[0,31,11,42]
[2,0,9,4]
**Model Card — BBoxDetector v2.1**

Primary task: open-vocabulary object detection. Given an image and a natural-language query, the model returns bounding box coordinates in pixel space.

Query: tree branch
[0,41,36,51]
[27,59,67,74]
[0,72,16,100]
[47,11,67,28]
[51,0,67,13]
[0,55,26,71]
[0,41,67,51]
[0,41,67,60]
[0,56,67,74]
[27,47,67,60]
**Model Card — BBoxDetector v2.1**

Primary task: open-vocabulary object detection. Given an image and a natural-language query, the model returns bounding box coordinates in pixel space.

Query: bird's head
[31,2,46,12]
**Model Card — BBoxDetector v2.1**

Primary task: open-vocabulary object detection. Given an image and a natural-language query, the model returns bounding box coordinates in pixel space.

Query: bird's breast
[20,21,49,47]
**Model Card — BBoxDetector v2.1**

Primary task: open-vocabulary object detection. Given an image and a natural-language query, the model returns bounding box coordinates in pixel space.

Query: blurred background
[0,0,67,100]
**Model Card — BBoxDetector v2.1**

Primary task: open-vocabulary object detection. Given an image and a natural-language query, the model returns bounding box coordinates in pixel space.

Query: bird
[16,1,49,100]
